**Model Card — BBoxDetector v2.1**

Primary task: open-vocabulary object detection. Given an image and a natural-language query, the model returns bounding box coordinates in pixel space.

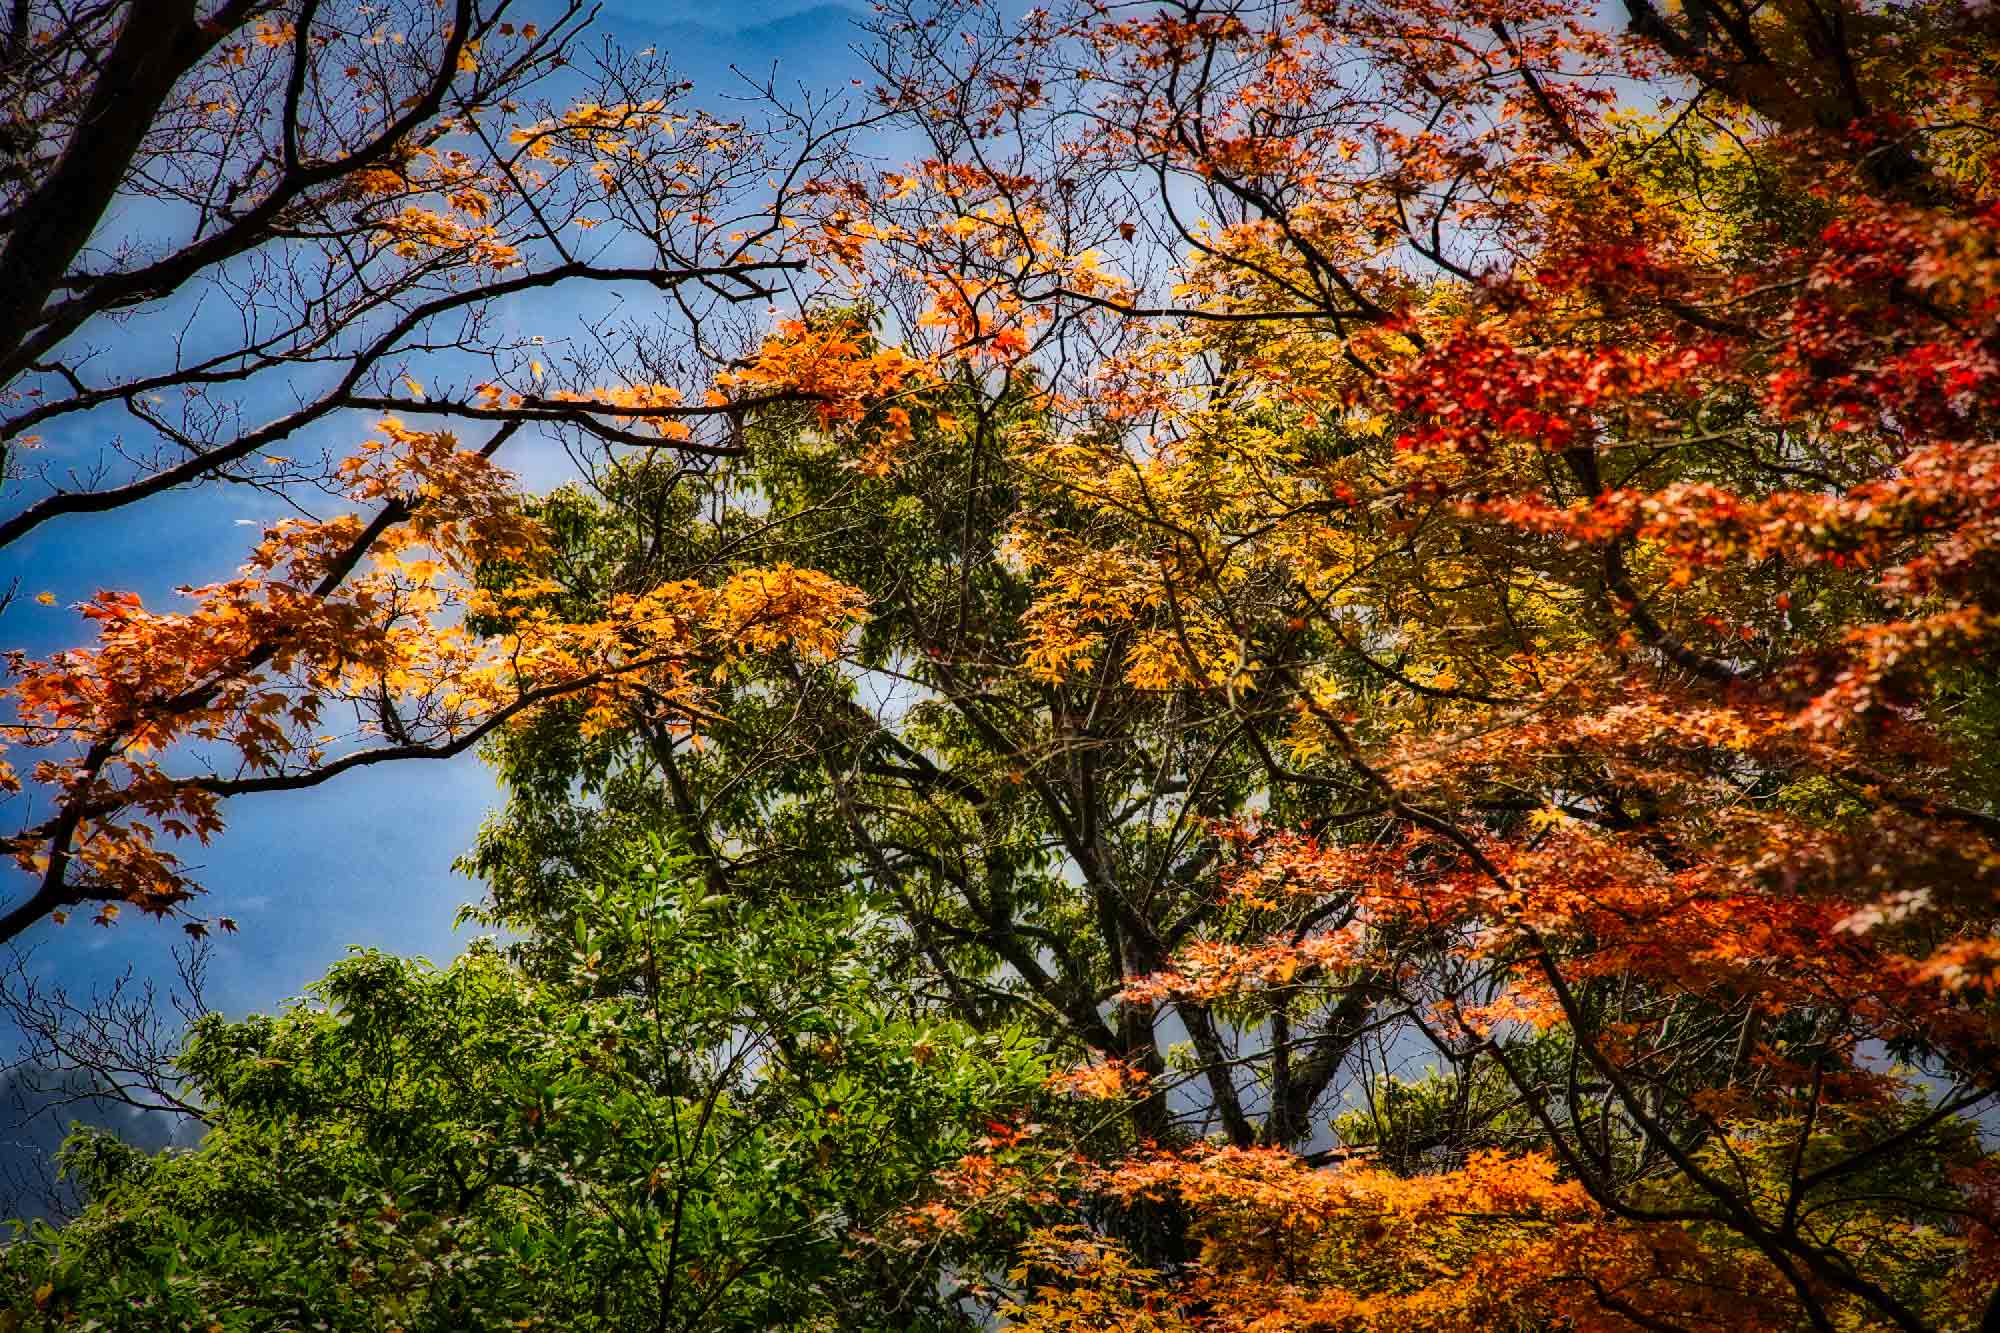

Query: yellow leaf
[403,375,425,399]
[34,592,54,606]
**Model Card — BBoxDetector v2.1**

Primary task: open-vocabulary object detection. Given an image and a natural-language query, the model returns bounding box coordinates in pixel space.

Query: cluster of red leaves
[1390,327,1726,457]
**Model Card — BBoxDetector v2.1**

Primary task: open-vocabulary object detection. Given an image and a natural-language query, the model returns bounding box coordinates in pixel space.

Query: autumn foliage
[4,0,2000,1328]
[834,0,2000,1327]
[0,1,923,943]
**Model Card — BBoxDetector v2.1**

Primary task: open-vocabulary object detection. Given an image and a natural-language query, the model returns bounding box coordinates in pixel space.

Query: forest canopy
[0,0,1997,1328]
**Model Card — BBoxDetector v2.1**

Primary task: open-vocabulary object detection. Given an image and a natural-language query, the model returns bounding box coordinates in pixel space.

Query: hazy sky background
[0,0,877,1046]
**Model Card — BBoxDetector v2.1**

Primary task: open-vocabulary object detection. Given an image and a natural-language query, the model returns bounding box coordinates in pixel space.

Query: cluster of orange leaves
[1003,1146,1795,1332]
[1,419,864,927]
[717,318,933,474]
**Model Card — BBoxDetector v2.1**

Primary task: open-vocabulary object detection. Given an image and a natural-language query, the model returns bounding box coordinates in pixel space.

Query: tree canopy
[2,0,1998,1328]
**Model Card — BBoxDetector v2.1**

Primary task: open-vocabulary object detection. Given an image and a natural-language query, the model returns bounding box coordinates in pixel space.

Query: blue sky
[0,0,874,1032]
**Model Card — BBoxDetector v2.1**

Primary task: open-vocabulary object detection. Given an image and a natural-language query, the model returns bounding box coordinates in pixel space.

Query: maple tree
[0,0,926,944]
[827,0,2000,1327]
